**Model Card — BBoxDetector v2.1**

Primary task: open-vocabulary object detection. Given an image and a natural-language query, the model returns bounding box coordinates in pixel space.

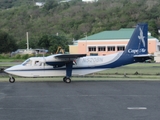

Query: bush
[0,54,5,59]
[14,54,21,59]
[21,54,29,59]
[0,53,10,59]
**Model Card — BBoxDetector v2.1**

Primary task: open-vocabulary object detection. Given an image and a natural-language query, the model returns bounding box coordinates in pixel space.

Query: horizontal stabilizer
[134,54,154,58]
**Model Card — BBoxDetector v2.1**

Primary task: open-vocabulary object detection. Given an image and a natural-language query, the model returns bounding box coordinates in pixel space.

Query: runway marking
[3,94,157,98]
[127,107,147,110]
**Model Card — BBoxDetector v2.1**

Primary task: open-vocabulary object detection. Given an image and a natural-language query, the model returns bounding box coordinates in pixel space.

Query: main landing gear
[63,77,71,83]
[64,61,73,83]
[9,75,15,83]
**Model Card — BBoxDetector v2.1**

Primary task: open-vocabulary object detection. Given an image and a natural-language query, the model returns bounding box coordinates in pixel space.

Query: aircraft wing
[46,54,86,67]
[55,54,86,59]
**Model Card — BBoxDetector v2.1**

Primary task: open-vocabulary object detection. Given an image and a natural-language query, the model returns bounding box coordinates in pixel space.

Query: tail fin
[124,23,148,55]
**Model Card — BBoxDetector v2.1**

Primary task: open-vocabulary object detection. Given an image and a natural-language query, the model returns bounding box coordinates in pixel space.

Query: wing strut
[66,61,73,77]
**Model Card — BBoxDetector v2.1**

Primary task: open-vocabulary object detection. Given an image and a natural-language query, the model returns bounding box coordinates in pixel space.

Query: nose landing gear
[9,75,15,83]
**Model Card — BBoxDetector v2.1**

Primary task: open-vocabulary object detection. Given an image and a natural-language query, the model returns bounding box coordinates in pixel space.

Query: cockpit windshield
[22,59,32,66]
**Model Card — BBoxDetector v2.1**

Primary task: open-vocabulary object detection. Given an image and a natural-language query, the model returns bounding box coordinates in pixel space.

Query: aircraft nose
[4,65,22,74]
[4,67,10,73]
[4,66,16,73]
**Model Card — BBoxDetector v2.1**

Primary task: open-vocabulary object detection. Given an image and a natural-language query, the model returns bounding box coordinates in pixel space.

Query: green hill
[0,0,160,52]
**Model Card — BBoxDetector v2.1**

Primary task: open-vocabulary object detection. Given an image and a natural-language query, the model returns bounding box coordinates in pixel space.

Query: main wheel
[65,78,71,83]
[9,77,15,83]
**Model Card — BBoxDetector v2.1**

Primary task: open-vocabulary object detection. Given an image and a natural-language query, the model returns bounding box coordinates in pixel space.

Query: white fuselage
[4,52,123,77]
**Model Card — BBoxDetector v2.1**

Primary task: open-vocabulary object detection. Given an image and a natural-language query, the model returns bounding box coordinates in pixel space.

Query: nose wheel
[9,76,15,83]
[63,77,71,83]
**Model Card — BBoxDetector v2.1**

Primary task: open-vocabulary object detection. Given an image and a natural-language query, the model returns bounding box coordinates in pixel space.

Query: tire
[65,78,71,83]
[9,77,15,83]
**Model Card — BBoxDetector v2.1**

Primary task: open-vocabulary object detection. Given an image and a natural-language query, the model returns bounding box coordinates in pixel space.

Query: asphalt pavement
[0,81,160,120]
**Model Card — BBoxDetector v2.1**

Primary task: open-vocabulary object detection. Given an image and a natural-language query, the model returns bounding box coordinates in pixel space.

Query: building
[69,28,159,56]
[59,0,72,3]
[154,42,160,62]
[35,2,45,7]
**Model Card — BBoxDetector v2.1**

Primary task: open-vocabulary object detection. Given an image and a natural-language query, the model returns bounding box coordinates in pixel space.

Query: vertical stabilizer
[124,23,148,55]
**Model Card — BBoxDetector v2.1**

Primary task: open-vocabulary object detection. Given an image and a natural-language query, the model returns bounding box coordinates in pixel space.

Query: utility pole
[85,32,87,54]
[26,32,29,51]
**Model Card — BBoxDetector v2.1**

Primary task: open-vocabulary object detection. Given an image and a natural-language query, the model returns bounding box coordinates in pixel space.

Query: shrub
[14,54,21,59]
[21,54,29,59]
[0,53,10,59]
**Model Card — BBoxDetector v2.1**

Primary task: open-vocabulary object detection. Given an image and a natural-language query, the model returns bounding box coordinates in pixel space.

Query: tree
[43,1,58,11]
[38,34,69,53]
[148,20,158,37]
[0,0,160,42]
[0,31,17,53]
[38,35,50,49]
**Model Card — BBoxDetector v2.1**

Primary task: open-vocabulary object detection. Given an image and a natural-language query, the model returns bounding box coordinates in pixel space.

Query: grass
[0,59,23,67]
[0,59,24,62]
[98,63,160,75]
[1,76,160,82]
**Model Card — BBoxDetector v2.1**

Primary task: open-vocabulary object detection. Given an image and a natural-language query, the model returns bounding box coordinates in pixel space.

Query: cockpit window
[22,59,32,66]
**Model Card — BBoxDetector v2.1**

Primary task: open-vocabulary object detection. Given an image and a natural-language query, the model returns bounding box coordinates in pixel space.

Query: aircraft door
[42,57,46,76]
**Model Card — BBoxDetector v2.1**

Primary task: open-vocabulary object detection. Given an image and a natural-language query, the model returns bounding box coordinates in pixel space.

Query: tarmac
[0,80,160,120]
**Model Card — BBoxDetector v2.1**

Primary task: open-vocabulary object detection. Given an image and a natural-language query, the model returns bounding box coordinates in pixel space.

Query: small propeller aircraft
[4,23,152,83]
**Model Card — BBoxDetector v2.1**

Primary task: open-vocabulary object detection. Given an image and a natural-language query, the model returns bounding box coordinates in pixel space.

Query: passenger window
[35,61,43,66]
[35,61,40,66]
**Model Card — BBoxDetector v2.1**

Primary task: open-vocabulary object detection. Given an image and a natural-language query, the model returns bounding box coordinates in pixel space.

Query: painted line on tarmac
[127,107,147,110]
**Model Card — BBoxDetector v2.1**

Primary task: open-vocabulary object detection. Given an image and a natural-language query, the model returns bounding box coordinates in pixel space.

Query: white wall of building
[82,0,98,3]
[35,2,45,7]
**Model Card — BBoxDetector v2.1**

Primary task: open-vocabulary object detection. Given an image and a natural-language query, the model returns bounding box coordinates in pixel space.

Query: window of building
[88,46,96,52]
[117,46,125,51]
[98,46,106,51]
[107,46,115,51]
[90,53,98,56]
